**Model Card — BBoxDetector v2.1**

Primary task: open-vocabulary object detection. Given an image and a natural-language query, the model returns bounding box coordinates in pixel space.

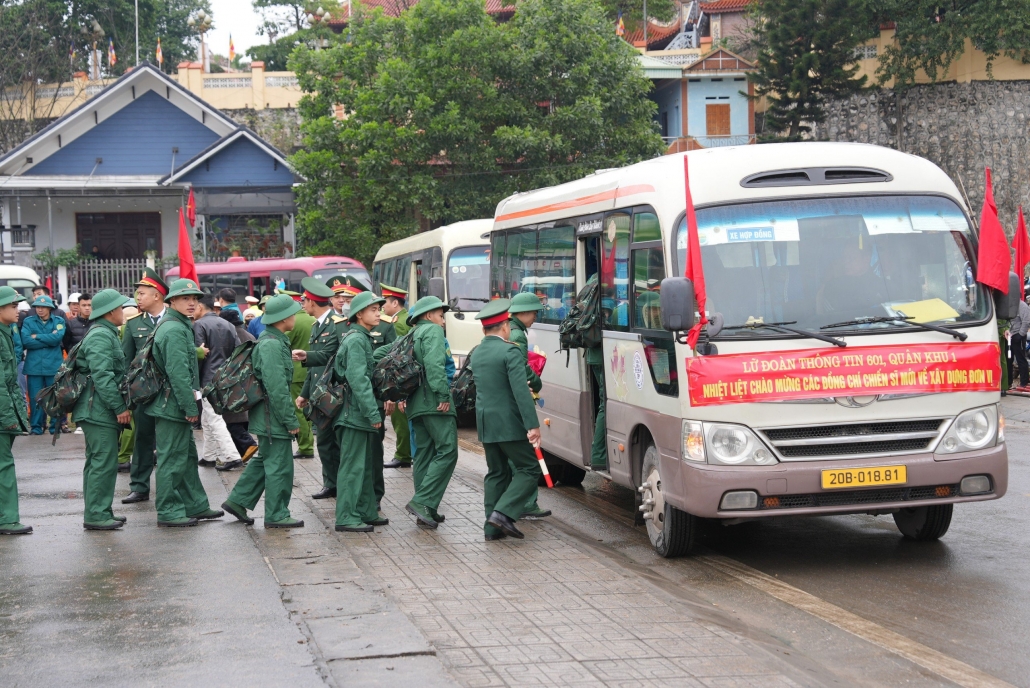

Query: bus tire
[641,443,696,558]
[893,504,953,541]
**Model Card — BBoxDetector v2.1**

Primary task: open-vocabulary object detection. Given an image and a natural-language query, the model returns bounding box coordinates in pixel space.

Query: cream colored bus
[490,142,1012,557]
[372,219,492,365]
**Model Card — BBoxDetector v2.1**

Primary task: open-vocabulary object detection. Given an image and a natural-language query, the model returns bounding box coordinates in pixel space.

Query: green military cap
[0,286,25,308]
[348,290,386,323]
[475,298,511,325]
[300,276,335,300]
[509,292,544,314]
[164,278,205,302]
[135,267,169,297]
[261,293,303,325]
[259,294,272,307]
[30,295,56,309]
[89,289,132,320]
[407,295,449,326]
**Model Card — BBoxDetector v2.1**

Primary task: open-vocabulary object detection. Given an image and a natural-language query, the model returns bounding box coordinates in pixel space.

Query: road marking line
[699,554,1013,688]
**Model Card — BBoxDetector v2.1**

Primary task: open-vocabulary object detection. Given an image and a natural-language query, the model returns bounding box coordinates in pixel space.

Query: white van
[0,266,42,300]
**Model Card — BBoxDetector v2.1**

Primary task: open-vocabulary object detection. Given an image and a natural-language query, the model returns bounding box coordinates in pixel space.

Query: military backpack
[120,320,172,410]
[449,345,478,415]
[35,329,100,442]
[558,279,602,354]
[202,340,265,415]
[303,336,352,432]
[372,331,423,402]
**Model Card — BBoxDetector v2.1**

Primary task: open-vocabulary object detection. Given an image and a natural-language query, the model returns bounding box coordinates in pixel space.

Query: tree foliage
[597,0,677,27]
[290,0,663,265]
[748,0,875,140]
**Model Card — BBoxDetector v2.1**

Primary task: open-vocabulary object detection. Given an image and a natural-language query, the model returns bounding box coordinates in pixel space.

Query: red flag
[1013,206,1030,301]
[44,275,52,293]
[976,168,1010,293]
[186,188,197,228]
[178,208,198,283]
[683,155,707,349]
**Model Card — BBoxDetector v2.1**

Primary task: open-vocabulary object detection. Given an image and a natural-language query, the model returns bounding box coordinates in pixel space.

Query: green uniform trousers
[117,419,134,465]
[0,434,19,525]
[290,380,314,455]
[129,411,157,495]
[316,420,340,490]
[411,415,458,511]
[335,426,378,527]
[81,422,120,524]
[228,435,295,522]
[373,411,386,505]
[390,408,411,462]
[154,417,212,522]
[589,362,607,468]
[483,440,541,536]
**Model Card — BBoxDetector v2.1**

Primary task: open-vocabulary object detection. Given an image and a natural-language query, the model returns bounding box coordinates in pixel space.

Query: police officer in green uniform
[223,294,305,528]
[293,277,347,499]
[381,284,412,468]
[508,292,550,519]
[0,287,31,535]
[403,296,458,528]
[75,289,133,530]
[147,278,223,527]
[277,289,316,459]
[471,299,542,541]
[122,268,169,504]
[334,291,390,532]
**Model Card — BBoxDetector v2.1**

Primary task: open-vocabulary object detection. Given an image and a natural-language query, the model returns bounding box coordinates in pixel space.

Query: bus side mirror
[660,277,695,332]
[428,276,445,301]
[994,271,1021,320]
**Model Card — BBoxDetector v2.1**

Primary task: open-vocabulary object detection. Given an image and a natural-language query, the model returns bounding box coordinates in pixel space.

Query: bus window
[631,245,677,396]
[372,262,384,292]
[448,246,490,311]
[490,233,506,298]
[430,246,443,279]
[601,212,631,331]
[535,224,575,323]
[271,270,306,292]
[251,277,270,300]
[0,279,37,300]
[199,272,248,299]
[395,253,413,293]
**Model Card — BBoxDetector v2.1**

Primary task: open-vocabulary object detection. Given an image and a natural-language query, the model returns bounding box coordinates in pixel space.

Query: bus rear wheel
[640,443,696,558]
[893,504,953,541]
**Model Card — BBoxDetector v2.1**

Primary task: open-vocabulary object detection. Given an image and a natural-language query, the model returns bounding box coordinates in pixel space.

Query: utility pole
[135,0,139,65]
[643,0,648,47]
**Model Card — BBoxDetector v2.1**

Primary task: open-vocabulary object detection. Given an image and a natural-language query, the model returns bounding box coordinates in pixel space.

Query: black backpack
[558,279,602,353]
[202,340,265,415]
[449,345,478,415]
[120,320,172,411]
[372,331,423,402]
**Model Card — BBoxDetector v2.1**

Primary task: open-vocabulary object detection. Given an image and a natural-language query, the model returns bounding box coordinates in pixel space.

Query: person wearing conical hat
[470,299,542,541]
[74,289,133,530]
[121,267,170,505]
[21,294,65,435]
[0,287,31,535]
[277,288,316,460]
[146,279,223,527]
[380,284,413,469]
[508,293,549,520]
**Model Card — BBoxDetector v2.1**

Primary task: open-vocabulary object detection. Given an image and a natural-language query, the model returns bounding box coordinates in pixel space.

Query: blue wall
[651,80,682,139]
[29,90,219,176]
[686,77,750,141]
[176,136,294,188]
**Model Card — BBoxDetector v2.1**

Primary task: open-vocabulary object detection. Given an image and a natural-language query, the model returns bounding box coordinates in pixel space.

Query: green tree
[598,0,677,28]
[863,0,1030,87]
[290,0,663,265]
[748,0,875,140]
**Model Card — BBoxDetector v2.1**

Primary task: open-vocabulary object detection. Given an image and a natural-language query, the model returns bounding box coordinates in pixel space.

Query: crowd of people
[0,268,546,541]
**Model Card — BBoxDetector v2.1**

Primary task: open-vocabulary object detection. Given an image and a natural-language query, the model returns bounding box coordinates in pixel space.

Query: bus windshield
[448,246,490,311]
[677,195,987,337]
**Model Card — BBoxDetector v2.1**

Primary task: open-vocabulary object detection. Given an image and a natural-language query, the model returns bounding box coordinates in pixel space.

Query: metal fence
[65,259,158,296]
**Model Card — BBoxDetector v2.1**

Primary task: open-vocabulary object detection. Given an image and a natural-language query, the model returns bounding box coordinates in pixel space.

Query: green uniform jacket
[72,320,127,428]
[509,317,542,393]
[392,309,411,337]
[0,324,28,434]
[407,321,455,419]
[249,327,301,439]
[122,310,159,363]
[333,326,380,432]
[145,309,201,422]
[470,335,539,443]
[288,310,315,384]
[299,311,347,399]
[369,317,397,350]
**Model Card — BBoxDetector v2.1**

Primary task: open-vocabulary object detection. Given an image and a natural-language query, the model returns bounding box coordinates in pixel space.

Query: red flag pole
[682,155,707,349]
[178,208,198,283]
[1013,205,1030,301]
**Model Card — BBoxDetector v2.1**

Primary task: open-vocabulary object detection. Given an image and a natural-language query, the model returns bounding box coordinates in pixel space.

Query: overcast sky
[207,0,266,58]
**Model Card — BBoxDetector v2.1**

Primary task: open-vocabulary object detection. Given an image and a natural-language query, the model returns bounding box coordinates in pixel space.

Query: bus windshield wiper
[723,320,847,347]
[819,316,967,341]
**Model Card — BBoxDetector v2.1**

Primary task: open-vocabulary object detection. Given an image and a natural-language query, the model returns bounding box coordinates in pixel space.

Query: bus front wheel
[640,443,696,558]
[893,504,953,541]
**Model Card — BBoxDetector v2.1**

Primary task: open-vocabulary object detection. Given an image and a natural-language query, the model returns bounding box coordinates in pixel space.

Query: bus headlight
[938,405,998,454]
[682,421,705,462]
[703,423,777,466]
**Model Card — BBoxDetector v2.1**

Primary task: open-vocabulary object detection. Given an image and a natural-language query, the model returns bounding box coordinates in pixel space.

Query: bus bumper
[666,443,1008,519]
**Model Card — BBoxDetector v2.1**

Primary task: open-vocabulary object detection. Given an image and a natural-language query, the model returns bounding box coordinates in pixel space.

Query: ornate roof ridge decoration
[684,47,756,72]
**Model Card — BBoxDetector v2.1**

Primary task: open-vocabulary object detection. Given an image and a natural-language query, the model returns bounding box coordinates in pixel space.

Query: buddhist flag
[108,37,116,67]
[976,168,1010,293]
[178,208,198,283]
[229,35,236,63]
[155,38,163,67]
[683,155,708,349]
[186,188,197,228]
[616,12,625,36]
[1014,206,1030,300]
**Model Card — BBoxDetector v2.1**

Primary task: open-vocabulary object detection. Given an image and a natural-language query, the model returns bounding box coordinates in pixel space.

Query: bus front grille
[758,419,945,460]
[760,484,963,510]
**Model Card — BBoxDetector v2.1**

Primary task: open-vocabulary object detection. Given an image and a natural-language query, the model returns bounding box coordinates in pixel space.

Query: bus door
[412,247,442,300]
[577,221,604,469]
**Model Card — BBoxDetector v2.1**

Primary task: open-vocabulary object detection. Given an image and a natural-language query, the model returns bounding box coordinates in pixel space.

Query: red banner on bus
[686,342,1000,407]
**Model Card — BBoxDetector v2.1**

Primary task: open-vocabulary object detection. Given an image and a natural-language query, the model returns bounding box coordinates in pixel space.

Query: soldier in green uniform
[471,299,542,541]
[0,287,31,535]
[293,277,347,499]
[74,289,133,530]
[403,296,458,528]
[223,294,305,528]
[333,291,390,532]
[122,268,169,504]
[508,292,550,519]
[381,284,412,469]
[147,278,223,527]
[277,289,316,459]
